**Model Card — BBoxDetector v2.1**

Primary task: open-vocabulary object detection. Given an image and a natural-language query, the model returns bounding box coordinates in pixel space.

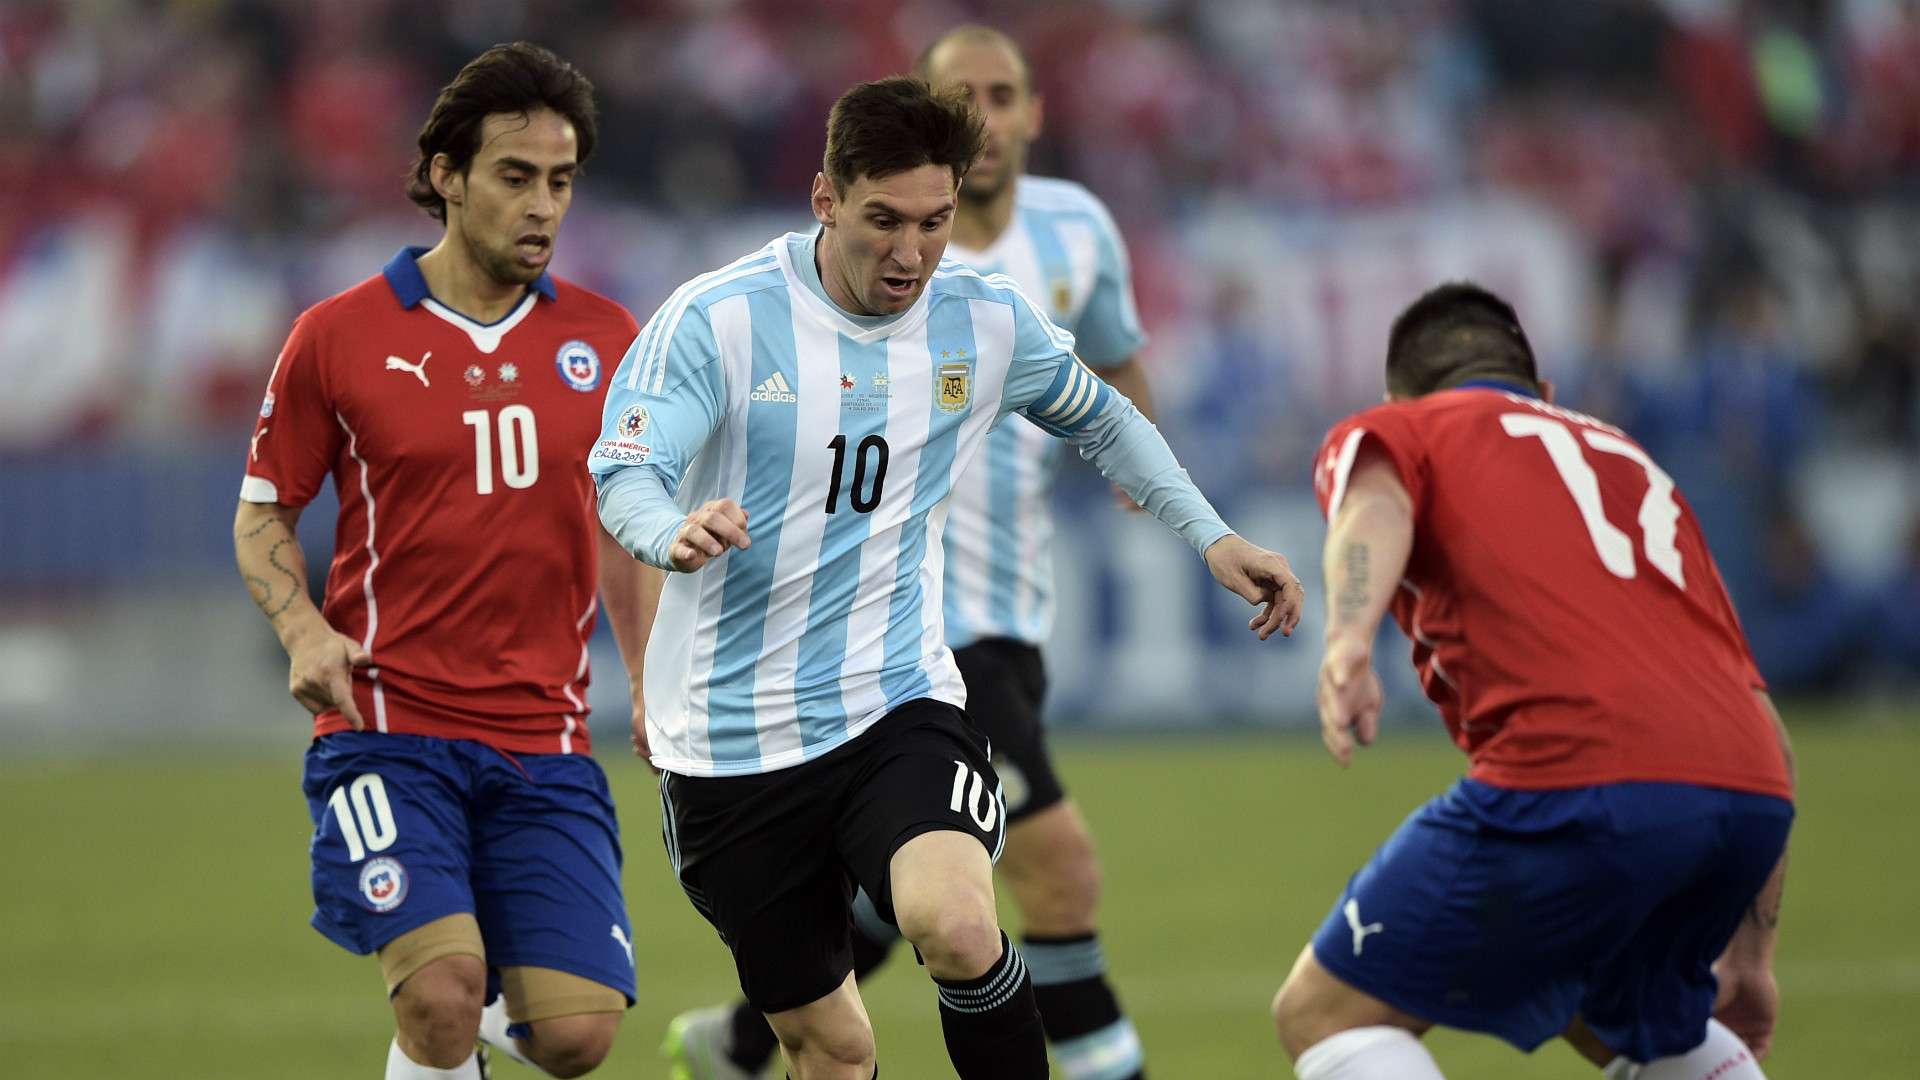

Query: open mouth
[515,234,551,266]
[880,274,916,299]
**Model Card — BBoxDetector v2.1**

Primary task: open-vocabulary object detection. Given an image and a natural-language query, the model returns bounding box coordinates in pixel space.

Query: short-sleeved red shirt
[242,247,640,754]
[1314,384,1791,800]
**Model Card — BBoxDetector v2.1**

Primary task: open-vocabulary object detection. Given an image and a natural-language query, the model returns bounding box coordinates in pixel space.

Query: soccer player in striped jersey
[665,26,1162,1080]
[234,45,652,1079]
[595,77,1303,1080]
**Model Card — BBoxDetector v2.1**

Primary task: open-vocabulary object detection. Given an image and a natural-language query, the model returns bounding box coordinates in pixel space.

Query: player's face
[440,107,578,287]
[811,164,957,316]
[927,38,1039,205]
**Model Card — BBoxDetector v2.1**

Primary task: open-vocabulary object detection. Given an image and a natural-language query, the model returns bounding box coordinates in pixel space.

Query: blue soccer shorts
[1309,778,1791,1063]
[301,732,636,1003]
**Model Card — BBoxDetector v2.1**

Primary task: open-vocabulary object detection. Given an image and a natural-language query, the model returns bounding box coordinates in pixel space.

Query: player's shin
[1291,1026,1445,1080]
[1607,1020,1768,1080]
[386,1038,486,1079]
[1024,932,1145,1080]
[933,930,1048,1079]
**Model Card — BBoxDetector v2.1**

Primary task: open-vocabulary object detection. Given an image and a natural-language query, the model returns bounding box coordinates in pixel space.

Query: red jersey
[242,247,639,755]
[1313,384,1792,800]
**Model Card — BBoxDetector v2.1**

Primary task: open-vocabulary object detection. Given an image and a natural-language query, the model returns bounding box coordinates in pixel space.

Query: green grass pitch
[3,713,1915,1077]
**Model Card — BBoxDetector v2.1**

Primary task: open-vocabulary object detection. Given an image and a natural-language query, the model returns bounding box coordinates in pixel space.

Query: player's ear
[810,173,836,228]
[1027,90,1045,141]
[1539,378,1557,404]
[431,152,465,209]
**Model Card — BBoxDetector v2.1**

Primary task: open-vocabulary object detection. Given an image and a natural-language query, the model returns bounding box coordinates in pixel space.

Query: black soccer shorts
[952,638,1065,824]
[658,698,1006,1013]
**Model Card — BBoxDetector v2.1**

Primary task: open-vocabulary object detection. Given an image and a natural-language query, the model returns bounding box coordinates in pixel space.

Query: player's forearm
[595,467,686,570]
[233,500,331,652]
[596,525,663,688]
[1321,489,1414,649]
[1098,357,1158,425]
[1068,399,1230,554]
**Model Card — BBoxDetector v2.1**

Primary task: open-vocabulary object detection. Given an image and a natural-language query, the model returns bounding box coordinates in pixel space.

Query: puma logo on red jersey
[384,351,433,387]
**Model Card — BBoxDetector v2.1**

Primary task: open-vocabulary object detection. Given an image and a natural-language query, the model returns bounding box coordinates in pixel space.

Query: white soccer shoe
[663,1004,761,1080]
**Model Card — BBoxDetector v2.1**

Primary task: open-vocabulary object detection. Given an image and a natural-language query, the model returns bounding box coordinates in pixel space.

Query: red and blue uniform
[1307,382,1792,1062]
[242,247,641,997]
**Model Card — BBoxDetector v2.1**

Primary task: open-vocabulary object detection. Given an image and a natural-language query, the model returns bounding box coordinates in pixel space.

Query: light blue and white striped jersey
[942,176,1147,649]
[593,231,1225,777]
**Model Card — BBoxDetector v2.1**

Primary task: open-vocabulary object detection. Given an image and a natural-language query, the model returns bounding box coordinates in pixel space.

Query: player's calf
[765,972,878,1080]
[391,954,488,1069]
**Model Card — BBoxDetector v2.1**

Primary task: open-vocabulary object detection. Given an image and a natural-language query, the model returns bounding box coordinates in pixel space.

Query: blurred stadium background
[1,0,1916,1076]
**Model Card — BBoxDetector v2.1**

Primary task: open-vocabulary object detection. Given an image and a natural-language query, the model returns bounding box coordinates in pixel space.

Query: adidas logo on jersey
[750,371,798,404]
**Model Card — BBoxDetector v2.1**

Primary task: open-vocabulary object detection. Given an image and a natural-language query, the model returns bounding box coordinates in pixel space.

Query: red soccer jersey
[1313,385,1792,799]
[242,247,639,755]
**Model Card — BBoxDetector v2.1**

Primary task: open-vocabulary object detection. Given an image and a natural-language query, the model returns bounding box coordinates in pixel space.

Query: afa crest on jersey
[938,361,972,413]
[358,856,408,913]
[618,404,650,439]
[556,339,603,392]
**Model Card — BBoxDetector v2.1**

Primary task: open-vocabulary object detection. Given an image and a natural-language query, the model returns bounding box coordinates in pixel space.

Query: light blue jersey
[942,177,1146,648]
[593,231,1226,777]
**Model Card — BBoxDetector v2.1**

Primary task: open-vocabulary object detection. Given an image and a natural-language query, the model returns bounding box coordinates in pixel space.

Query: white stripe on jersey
[632,250,780,394]
[558,595,598,755]
[336,411,388,733]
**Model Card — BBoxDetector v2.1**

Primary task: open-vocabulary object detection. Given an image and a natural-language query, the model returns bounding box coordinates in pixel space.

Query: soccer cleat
[663,1004,759,1079]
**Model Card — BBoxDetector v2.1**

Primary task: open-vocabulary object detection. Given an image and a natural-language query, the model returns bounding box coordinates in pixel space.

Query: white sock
[1293,1026,1445,1080]
[1611,1020,1767,1080]
[478,994,544,1070]
[384,1038,483,1079]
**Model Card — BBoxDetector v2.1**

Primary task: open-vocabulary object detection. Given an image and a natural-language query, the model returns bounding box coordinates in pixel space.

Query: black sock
[1024,931,1145,1078]
[729,920,898,1071]
[933,932,1047,1079]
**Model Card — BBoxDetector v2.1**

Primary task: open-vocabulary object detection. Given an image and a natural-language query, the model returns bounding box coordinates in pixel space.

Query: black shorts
[953,638,1064,824]
[658,699,1006,1013]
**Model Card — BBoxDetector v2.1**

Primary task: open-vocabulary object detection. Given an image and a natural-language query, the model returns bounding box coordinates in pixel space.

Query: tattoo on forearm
[1336,542,1370,621]
[241,515,303,619]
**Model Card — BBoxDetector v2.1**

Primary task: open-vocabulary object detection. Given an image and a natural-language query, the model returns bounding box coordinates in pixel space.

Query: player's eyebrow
[863,196,954,221]
[494,156,576,175]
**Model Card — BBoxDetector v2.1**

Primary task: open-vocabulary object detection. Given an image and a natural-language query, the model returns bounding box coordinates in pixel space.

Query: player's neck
[416,234,530,324]
[952,180,1017,252]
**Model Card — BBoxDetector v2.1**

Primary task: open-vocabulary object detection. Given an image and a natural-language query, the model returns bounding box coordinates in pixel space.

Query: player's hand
[1317,634,1382,767]
[669,499,750,572]
[287,626,370,731]
[1203,534,1303,639]
[1712,959,1780,1059]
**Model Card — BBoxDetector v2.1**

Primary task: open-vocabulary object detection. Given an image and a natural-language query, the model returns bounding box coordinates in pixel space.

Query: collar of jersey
[382,245,556,317]
[1453,377,1538,398]
[778,231,931,342]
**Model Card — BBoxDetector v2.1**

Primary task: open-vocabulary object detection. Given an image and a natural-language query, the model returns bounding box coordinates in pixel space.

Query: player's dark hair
[822,76,985,193]
[1385,282,1539,398]
[914,24,1034,93]
[407,42,599,222]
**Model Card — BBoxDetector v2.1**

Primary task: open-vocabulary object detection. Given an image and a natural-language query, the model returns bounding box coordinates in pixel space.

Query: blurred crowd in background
[2,0,1917,709]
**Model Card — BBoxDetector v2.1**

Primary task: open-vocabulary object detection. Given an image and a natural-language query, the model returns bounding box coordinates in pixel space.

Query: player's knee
[523,1013,620,1077]
[392,955,486,1065]
[900,900,1002,978]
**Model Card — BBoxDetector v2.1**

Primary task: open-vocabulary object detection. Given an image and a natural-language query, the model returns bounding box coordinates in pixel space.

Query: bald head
[916,25,1041,207]
[916,25,1032,93]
